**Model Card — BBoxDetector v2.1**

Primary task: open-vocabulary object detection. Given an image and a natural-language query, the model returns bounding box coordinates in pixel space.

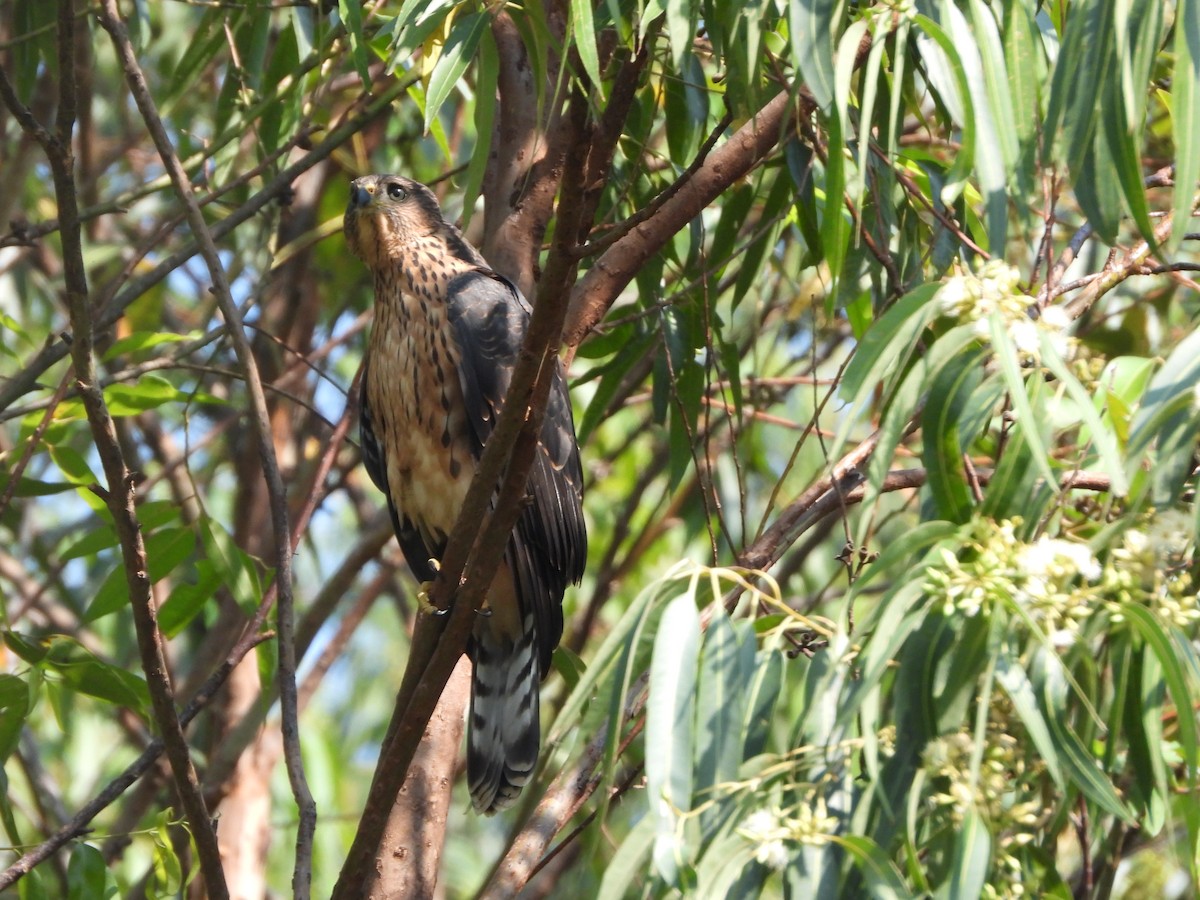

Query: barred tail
[467,612,541,814]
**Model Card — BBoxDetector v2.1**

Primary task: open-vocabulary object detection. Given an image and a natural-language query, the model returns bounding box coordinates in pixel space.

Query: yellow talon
[416,580,438,614]
[417,559,446,615]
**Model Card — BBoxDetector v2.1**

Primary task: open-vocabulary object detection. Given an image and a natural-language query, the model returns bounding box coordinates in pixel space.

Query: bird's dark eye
[386,183,406,200]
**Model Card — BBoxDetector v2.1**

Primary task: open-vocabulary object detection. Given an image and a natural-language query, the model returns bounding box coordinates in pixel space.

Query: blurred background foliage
[2,0,1200,897]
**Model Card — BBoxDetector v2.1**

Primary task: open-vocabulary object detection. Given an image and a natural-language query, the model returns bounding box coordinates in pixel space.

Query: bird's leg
[416,558,450,616]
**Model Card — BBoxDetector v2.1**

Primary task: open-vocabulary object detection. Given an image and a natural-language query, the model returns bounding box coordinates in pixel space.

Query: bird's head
[343,174,446,269]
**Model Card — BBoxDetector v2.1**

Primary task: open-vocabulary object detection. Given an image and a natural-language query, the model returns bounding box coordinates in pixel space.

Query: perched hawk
[344,175,586,813]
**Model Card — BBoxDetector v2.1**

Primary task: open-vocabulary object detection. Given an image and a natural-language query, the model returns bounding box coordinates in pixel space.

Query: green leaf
[790,0,838,110]
[664,0,695,71]
[833,282,943,458]
[822,19,866,296]
[102,331,196,362]
[424,12,488,134]
[646,591,701,886]
[913,15,976,206]
[695,612,754,814]
[1031,649,1136,823]
[11,0,57,104]
[988,312,1058,491]
[920,344,985,523]
[1000,0,1040,149]
[45,637,151,714]
[996,656,1065,786]
[1120,604,1199,789]
[961,0,1013,248]
[1101,0,1162,245]
[1128,327,1200,461]
[577,328,657,445]
[980,377,1048,520]
[940,807,990,900]
[1045,0,1114,179]
[598,815,656,900]
[158,561,223,638]
[1171,0,1200,252]
[200,517,263,612]
[4,631,48,665]
[1116,637,1168,832]
[830,835,914,899]
[731,171,795,311]
[1099,356,1156,447]
[1038,330,1128,495]
[570,0,601,87]
[742,649,782,759]
[48,444,97,485]
[0,674,30,760]
[67,844,108,900]
[1073,129,1124,242]
[60,524,120,562]
[17,867,48,900]
[150,810,185,896]
[459,26,497,232]
[0,474,76,498]
[548,561,663,744]
[338,0,373,88]
[84,527,197,622]
[1128,331,1200,505]
[550,643,587,693]
[103,374,184,415]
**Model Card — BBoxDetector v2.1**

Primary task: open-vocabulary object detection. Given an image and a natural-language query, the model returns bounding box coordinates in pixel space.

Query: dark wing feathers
[359,360,439,583]
[445,269,587,673]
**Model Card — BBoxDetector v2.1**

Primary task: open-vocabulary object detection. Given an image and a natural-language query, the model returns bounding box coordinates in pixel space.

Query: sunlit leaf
[647,591,701,886]
[423,11,487,134]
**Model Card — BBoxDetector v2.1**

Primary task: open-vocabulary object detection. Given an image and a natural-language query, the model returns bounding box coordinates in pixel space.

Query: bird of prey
[344,174,587,813]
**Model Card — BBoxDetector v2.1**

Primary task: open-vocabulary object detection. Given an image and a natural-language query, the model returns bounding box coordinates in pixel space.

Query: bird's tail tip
[467,616,541,814]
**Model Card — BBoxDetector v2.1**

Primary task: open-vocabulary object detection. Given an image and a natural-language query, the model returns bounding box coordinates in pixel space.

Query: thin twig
[1062,211,1181,319]
[0,368,72,520]
[95,3,313,894]
[0,74,414,414]
[1036,221,1093,307]
[0,5,229,895]
[574,111,734,259]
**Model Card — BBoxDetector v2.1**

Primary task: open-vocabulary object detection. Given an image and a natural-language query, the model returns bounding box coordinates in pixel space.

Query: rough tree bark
[363,659,470,899]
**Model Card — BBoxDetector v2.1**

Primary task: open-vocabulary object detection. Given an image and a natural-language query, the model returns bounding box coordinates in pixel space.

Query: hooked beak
[348,180,375,209]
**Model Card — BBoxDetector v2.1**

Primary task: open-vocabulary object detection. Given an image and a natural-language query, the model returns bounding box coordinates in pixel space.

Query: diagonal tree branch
[561,86,803,355]
[330,87,594,898]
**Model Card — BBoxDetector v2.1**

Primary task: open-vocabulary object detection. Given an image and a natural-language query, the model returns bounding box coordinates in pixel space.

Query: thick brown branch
[562,87,801,353]
[362,659,471,900]
[481,8,568,295]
